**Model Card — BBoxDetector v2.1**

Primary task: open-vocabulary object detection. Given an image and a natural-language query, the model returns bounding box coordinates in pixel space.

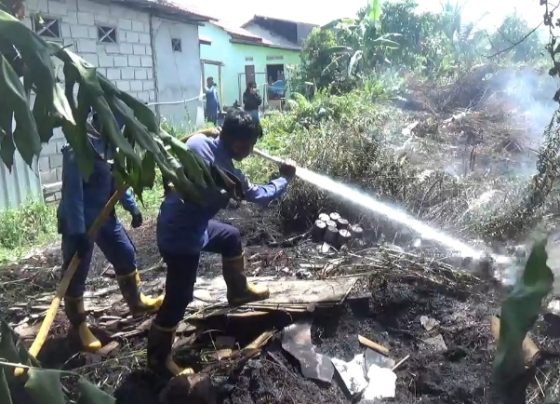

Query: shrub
[0,200,57,250]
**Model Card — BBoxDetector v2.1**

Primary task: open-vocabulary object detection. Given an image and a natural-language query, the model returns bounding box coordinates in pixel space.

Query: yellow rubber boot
[64,296,102,352]
[147,323,194,379]
[117,270,164,315]
[222,253,269,306]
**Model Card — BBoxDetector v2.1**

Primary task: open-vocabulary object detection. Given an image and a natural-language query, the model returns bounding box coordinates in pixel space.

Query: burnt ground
[1,202,560,404]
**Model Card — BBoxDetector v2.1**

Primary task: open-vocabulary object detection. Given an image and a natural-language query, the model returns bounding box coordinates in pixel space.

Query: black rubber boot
[117,270,164,315]
[147,323,193,379]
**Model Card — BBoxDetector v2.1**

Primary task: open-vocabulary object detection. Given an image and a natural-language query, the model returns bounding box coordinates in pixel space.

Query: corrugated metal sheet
[0,152,43,211]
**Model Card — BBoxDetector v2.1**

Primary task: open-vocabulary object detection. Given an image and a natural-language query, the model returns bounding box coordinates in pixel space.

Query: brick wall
[25,0,157,201]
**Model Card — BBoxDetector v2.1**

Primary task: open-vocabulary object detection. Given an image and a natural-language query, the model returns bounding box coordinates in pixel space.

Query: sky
[177,0,545,30]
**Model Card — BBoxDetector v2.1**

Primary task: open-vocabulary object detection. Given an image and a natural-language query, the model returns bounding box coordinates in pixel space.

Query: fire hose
[253,148,286,165]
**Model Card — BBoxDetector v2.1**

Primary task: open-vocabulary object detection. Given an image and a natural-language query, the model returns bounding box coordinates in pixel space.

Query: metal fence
[0,152,43,211]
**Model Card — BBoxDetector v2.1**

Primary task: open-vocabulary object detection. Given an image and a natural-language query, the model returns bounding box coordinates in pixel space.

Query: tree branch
[485,22,543,58]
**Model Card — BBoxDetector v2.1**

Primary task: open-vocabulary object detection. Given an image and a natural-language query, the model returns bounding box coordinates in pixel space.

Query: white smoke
[502,68,559,153]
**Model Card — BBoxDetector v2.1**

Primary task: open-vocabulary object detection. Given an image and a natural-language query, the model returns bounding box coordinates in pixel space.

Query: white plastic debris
[331,354,368,396]
[364,348,395,370]
[360,365,397,402]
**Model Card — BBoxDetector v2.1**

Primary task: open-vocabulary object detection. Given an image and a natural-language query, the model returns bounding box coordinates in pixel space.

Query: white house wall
[21,0,202,201]
[151,16,203,128]
[24,0,156,102]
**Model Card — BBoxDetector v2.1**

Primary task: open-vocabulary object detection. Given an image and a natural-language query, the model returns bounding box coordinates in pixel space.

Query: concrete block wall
[24,0,158,201]
[37,131,65,202]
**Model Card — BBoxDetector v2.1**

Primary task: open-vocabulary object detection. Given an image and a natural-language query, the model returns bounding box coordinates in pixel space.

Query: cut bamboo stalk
[338,229,352,246]
[324,226,339,246]
[358,334,390,356]
[15,186,127,377]
[318,213,330,222]
[351,225,363,238]
[326,220,337,229]
[312,220,327,242]
[336,218,349,229]
[329,212,341,222]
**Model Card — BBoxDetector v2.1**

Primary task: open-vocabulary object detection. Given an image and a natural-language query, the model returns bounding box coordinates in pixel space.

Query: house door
[201,59,223,105]
[245,65,256,86]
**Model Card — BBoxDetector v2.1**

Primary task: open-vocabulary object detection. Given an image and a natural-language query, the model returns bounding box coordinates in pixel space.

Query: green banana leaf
[0,368,13,404]
[0,317,116,404]
[24,369,66,404]
[0,54,40,166]
[77,379,116,404]
[493,238,553,403]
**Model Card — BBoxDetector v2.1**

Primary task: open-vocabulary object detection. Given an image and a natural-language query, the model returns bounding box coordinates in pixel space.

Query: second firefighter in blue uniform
[57,112,163,351]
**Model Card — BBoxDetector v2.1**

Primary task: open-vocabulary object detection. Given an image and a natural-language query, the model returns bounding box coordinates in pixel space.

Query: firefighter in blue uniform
[146,109,296,377]
[58,111,163,351]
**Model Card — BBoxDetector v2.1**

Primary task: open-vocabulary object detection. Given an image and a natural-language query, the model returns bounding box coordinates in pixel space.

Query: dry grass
[263,67,560,247]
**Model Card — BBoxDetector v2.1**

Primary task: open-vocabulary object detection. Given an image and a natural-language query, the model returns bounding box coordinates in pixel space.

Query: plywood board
[191,276,357,309]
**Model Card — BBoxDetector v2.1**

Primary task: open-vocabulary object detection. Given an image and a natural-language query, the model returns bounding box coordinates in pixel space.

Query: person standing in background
[205,77,220,125]
[243,82,262,123]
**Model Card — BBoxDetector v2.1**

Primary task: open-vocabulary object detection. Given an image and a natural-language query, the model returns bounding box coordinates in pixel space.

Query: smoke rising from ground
[499,68,560,175]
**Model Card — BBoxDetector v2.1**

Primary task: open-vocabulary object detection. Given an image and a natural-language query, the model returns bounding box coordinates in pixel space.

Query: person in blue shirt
[204,76,220,125]
[58,111,163,352]
[147,109,296,377]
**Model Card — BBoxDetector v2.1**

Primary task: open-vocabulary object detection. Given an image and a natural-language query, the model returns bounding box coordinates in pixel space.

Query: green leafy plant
[0,200,56,250]
[297,0,402,93]
[0,318,116,403]
[493,238,553,404]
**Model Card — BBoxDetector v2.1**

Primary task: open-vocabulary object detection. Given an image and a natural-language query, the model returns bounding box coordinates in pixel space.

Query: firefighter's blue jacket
[57,135,139,236]
[157,133,289,255]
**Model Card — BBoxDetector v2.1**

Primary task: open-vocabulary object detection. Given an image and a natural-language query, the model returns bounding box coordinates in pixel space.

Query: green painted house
[199,16,315,109]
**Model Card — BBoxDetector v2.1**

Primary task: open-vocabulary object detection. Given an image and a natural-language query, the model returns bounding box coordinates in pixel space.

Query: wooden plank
[192,276,358,308]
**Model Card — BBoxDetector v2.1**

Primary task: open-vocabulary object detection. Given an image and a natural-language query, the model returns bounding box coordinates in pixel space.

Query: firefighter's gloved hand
[279,160,297,180]
[131,209,143,229]
[210,165,245,201]
[71,233,90,259]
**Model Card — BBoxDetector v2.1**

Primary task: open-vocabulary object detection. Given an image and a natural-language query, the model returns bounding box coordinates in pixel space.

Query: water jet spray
[254,148,513,273]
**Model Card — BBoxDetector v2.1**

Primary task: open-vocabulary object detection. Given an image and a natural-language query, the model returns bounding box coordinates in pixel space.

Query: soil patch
[1,203,559,404]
